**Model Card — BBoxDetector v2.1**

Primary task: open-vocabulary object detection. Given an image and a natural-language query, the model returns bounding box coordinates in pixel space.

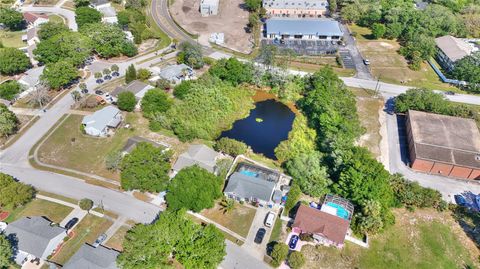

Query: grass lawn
[200,201,256,238]
[3,199,73,224]
[302,208,479,269]
[348,24,457,92]
[48,14,65,24]
[0,30,25,48]
[350,87,383,158]
[187,213,244,246]
[105,225,130,251]
[61,0,75,9]
[51,214,113,265]
[269,216,283,243]
[37,113,149,181]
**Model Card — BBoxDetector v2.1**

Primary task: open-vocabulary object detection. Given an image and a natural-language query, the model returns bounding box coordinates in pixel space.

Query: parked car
[81,89,88,94]
[254,228,266,244]
[65,217,79,230]
[475,195,480,208]
[92,233,107,248]
[363,59,370,65]
[95,90,104,95]
[289,234,299,250]
[264,211,275,227]
[444,91,455,95]
[454,195,467,206]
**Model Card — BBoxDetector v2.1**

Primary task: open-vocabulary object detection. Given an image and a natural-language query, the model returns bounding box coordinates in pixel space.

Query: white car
[363,59,370,65]
[264,211,275,227]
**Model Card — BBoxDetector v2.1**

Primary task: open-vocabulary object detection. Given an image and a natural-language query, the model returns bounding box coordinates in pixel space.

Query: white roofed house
[82,105,122,137]
[156,64,195,85]
[4,216,66,265]
[200,0,219,16]
[23,12,49,28]
[90,0,118,24]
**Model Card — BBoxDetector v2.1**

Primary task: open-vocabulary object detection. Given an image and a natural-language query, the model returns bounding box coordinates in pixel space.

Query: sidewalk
[9,107,42,116]
[37,194,104,218]
[104,216,128,241]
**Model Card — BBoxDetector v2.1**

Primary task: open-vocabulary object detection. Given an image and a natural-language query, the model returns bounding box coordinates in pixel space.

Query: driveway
[59,208,87,230]
[242,206,277,259]
[340,23,372,80]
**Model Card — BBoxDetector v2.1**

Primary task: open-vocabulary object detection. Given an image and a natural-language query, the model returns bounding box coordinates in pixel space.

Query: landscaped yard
[105,225,130,251]
[48,14,65,24]
[200,201,256,238]
[0,30,25,48]
[37,113,149,181]
[3,199,73,224]
[348,24,458,92]
[51,214,113,265]
[301,208,479,269]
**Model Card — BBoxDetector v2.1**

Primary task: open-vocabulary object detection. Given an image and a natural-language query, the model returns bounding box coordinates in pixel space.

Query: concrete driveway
[242,206,278,259]
[60,208,87,230]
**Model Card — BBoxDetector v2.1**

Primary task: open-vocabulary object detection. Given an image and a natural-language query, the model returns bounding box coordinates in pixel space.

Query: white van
[265,211,275,227]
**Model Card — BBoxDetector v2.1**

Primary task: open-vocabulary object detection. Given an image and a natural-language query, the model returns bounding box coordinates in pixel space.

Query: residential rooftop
[63,244,119,269]
[408,110,480,169]
[82,105,121,132]
[265,18,343,36]
[435,35,477,62]
[173,144,219,173]
[224,171,276,202]
[111,80,153,99]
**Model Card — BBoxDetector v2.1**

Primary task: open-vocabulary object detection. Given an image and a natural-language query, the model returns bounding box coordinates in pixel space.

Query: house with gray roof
[63,244,120,269]
[110,80,154,100]
[82,105,122,137]
[435,35,478,71]
[158,64,195,85]
[265,18,343,40]
[172,144,221,175]
[224,172,277,205]
[4,216,66,265]
[18,66,44,98]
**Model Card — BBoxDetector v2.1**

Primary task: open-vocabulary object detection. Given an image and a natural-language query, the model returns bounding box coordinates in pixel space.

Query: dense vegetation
[141,88,173,118]
[0,48,31,75]
[34,32,93,66]
[120,142,171,192]
[177,42,204,69]
[40,60,79,90]
[38,22,70,41]
[0,234,13,268]
[166,166,223,212]
[118,210,226,269]
[117,91,137,112]
[75,7,102,28]
[0,172,35,209]
[450,52,480,93]
[0,104,19,137]
[0,80,21,101]
[214,137,248,156]
[80,23,137,58]
[209,58,255,86]
[0,8,24,30]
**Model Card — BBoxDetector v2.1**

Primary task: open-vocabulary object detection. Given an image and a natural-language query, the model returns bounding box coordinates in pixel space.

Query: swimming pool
[240,170,258,177]
[327,202,349,220]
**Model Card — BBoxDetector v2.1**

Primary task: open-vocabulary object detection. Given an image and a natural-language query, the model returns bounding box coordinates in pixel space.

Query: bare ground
[170,0,253,53]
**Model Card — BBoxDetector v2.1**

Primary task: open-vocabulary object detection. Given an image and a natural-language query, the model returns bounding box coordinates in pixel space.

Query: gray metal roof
[111,80,153,99]
[435,35,476,62]
[122,136,164,153]
[159,64,192,80]
[82,105,121,132]
[266,18,343,36]
[4,217,65,258]
[19,66,44,88]
[63,244,120,269]
[172,144,219,173]
[263,0,328,10]
[98,6,117,17]
[224,172,276,202]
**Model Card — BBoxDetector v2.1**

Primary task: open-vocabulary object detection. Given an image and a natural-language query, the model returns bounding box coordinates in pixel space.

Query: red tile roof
[23,12,48,24]
[293,204,349,245]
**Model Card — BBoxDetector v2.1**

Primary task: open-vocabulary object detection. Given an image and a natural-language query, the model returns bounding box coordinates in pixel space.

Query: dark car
[289,235,299,250]
[81,89,88,94]
[65,217,79,230]
[454,195,467,206]
[445,91,456,95]
[95,90,104,95]
[254,228,266,244]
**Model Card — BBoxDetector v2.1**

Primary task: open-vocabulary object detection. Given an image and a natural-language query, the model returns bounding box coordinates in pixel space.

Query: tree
[166,165,223,212]
[390,173,442,210]
[354,200,384,234]
[288,251,305,269]
[0,8,24,30]
[125,64,137,83]
[214,137,248,156]
[258,45,277,69]
[284,183,301,216]
[451,52,480,92]
[26,83,51,108]
[71,90,81,102]
[38,22,70,41]
[111,64,119,74]
[117,210,226,269]
[0,234,13,269]
[79,82,87,92]
[208,58,254,86]
[248,13,259,29]
[81,23,137,58]
[271,243,289,267]
[285,152,331,198]
[155,78,170,90]
[94,72,102,81]
[0,104,18,137]
[73,0,90,7]
[34,31,93,66]
[0,80,21,101]
[120,142,171,192]
[105,150,122,170]
[103,68,111,77]
[371,23,386,39]
[220,197,235,214]
[244,0,262,11]
[177,42,204,69]
[0,48,31,75]
[173,80,193,99]
[117,91,137,112]
[341,3,361,23]
[0,173,35,209]
[141,88,172,117]
[329,0,337,13]
[137,68,151,81]
[274,115,317,162]
[41,60,78,89]
[79,198,94,211]
[75,7,102,28]
[125,0,146,10]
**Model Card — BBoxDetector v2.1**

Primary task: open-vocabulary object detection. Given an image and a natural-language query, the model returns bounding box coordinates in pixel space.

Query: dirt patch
[170,0,253,53]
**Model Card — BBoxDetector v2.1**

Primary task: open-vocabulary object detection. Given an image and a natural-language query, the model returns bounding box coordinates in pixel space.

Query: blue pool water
[240,170,258,177]
[327,202,349,220]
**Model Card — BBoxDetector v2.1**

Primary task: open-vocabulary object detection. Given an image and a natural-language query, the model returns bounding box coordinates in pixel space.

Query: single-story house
[90,0,111,9]
[98,5,118,24]
[200,0,219,16]
[63,244,120,269]
[224,171,277,205]
[110,80,154,101]
[121,136,166,154]
[435,35,478,71]
[18,66,44,98]
[265,18,343,40]
[156,64,195,85]
[172,144,221,174]
[4,216,66,265]
[23,12,49,28]
[82,105,122,137]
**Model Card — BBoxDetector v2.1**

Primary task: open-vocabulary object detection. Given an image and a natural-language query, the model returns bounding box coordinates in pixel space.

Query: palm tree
[220,198,235,214]
[79,82,87,91]
[111,64,119,76]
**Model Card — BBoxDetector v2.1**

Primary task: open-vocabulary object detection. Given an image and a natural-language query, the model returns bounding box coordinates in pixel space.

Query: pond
[219,97,296,159]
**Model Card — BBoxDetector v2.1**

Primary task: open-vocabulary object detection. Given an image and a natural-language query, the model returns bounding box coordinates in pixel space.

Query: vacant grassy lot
[105,225,130,251]
[302,209,479,269]
[4,199,73,224]
[37,113,148,181]
[48,14,65,24]
[349,24,457,92]
[51,214,113,265]
[0,30,25,48]
[200,201,256,238]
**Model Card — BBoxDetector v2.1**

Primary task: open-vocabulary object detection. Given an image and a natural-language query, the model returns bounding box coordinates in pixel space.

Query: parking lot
[262,39,339,55]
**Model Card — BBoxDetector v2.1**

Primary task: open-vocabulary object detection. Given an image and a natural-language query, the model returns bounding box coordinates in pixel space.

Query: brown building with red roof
[406,110,480,180]
[292,204,350,248]
[23,12,49,27]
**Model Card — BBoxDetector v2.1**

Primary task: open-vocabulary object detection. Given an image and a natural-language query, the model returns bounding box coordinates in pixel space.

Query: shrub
[79,198,94,211]
[214,137,248,156]
[0,80,21,100]
[288,251,305,269]
[117,91,137,112]
[105,150,123,170]
[271,243,289,267]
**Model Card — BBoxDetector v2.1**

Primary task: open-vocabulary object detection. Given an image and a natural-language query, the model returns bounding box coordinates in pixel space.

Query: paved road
[20,6,77,31]
[219,241,271,269]
[340,24,372,80]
